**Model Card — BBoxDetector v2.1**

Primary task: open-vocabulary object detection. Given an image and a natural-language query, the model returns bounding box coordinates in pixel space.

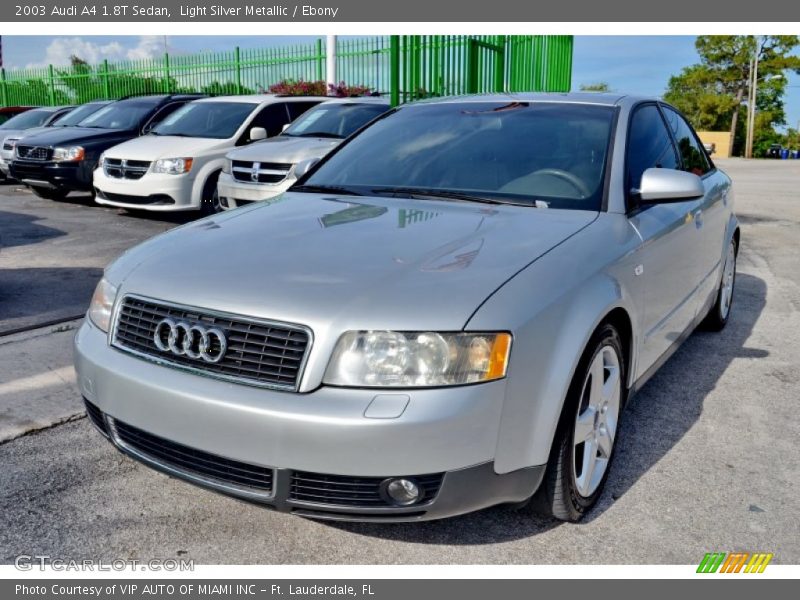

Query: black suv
[10,94,204,200]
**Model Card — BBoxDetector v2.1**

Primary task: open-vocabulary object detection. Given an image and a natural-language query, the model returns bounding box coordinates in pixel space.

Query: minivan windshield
[283,102,389,139]
[77,102,155,130]
[51,103,107,127]
[151,101,258,139]
[0,109,55,130]
[301,102,615,211]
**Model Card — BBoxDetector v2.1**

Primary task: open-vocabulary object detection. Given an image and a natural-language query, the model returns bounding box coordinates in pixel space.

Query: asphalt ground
[0,159,798,564]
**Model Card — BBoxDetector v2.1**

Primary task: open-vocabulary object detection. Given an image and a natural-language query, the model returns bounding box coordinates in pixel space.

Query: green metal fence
[0,36,572,108]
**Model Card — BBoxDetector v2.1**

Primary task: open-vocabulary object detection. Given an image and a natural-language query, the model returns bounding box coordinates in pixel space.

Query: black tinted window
[304,102,614,211]
[662,106,711,176]
[250,104,291,138]
[78,102,155,129]
[52,103,106,127]
[287,101,322,120]
[626,104,679,193]
[284,103,390,139]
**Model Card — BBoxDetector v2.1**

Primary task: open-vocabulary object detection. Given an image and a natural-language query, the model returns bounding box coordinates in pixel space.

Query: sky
[1,35,798,130]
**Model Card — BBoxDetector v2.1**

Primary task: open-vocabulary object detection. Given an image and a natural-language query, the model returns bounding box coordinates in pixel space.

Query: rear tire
[530,323,626,522]
[200,172,222,216]
[701,238,737,331]
[30,186,68,201]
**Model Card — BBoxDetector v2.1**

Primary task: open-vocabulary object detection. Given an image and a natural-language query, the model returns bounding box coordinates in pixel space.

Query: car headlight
[87,278,118,333]
[6,138,18,150]
[153,157,193,174]
[97,152,105,168]
[323,331,512,388]
[52,146,85,162]
[221,158,232,174]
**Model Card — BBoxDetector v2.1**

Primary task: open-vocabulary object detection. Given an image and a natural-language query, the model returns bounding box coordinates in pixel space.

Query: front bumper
[93,169,197,211]
[217,171,293,210]
[10,159,92,191]
[74,320,543,521]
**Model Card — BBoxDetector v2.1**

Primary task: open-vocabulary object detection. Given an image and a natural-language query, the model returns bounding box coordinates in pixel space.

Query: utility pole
[326,35,337,94]
[745,37,762,159]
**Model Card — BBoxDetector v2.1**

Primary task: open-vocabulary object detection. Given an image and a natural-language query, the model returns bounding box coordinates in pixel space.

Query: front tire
[200,172,222,216]
[531,323,625,522]
[701,238,737,331]
[30,186,68,201]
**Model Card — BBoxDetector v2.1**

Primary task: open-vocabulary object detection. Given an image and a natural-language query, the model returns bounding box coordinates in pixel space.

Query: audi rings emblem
[153,318,228,364]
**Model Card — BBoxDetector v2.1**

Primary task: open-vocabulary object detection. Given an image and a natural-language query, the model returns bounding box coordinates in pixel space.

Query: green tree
[664,36,800,156]
[579,82,610,92]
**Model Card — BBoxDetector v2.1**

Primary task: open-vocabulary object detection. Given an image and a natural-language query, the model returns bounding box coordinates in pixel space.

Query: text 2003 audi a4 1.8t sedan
[75,93,738,522]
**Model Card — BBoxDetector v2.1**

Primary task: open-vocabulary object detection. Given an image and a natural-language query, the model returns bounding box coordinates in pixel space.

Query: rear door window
[661,106,712,176]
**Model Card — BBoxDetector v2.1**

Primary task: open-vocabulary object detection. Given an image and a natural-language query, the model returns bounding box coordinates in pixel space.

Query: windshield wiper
[370,187,531,206]
[291,184,363,196]
[293,131,343,139]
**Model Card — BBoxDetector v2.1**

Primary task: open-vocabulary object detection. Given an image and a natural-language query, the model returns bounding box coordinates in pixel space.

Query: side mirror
[281,123,291,133]
[637,168,704,204]
[249,127,267,141]
[293,157,320,180]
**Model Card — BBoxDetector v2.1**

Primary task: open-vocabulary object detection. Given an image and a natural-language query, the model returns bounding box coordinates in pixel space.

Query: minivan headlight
[221,158,232,174]
[153,157,193,174]
[87,278,118,333]
[323,331,512,388]
[52,146,85,162]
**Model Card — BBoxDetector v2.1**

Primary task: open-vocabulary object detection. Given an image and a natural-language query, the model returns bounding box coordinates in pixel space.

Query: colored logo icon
[697,552,773,573]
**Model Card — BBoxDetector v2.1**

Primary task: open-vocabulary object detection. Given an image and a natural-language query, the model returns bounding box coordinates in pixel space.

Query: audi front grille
[104,158,151,180]
[112,295,312,390]
[231,160,292,184]
[16,145,52,161]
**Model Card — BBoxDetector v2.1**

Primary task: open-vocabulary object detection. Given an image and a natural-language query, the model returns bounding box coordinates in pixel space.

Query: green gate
[0,36,573,108]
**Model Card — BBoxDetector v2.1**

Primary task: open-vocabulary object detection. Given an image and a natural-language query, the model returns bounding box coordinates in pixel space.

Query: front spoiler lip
[87,401,545,523]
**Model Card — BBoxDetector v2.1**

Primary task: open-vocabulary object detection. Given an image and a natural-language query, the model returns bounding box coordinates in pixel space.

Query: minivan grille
[289,471,444,507]
[111,418,274,494]
[231,160,292,184]
[16,145,51,161]
[104,158,151,180]
[112,296,311,390]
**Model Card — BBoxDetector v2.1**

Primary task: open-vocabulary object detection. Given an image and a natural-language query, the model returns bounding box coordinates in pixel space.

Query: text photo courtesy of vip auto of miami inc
[0,12,798,592]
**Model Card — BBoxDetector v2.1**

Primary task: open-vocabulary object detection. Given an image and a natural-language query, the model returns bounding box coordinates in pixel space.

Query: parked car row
[3,93,391,215]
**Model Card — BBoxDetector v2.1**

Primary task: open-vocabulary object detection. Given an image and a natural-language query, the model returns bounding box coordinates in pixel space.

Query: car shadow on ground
[0,267,103,334]
[322,272,767,544]
[0,210,67,250]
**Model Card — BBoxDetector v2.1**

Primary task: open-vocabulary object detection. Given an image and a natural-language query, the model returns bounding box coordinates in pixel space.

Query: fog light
[382,478,421,506]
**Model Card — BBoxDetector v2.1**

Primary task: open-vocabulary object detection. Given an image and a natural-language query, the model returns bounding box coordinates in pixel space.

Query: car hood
[13,126,128,146]
[115,193,596,332]
[104,135,226,160]
[227,136,341,163]
[0,127,34,141]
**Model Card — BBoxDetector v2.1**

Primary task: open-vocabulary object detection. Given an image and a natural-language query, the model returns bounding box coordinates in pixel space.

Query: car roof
[411,91,640,107]
[315,96,391,105]
[193,94,330,105]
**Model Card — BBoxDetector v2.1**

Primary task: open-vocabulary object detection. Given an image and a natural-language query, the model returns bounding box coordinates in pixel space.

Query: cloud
[26,36,169,67]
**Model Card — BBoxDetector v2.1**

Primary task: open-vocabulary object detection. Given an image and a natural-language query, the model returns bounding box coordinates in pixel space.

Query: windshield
[151,101,258,138]
[77,102,154,130]
[283,103,389,139]
[302,102,614,211]
[0,109,55,130]
[51,103,106,127]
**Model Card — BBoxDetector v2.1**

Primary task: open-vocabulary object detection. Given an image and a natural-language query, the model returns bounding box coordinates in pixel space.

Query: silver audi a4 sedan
[75,93,738,522]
